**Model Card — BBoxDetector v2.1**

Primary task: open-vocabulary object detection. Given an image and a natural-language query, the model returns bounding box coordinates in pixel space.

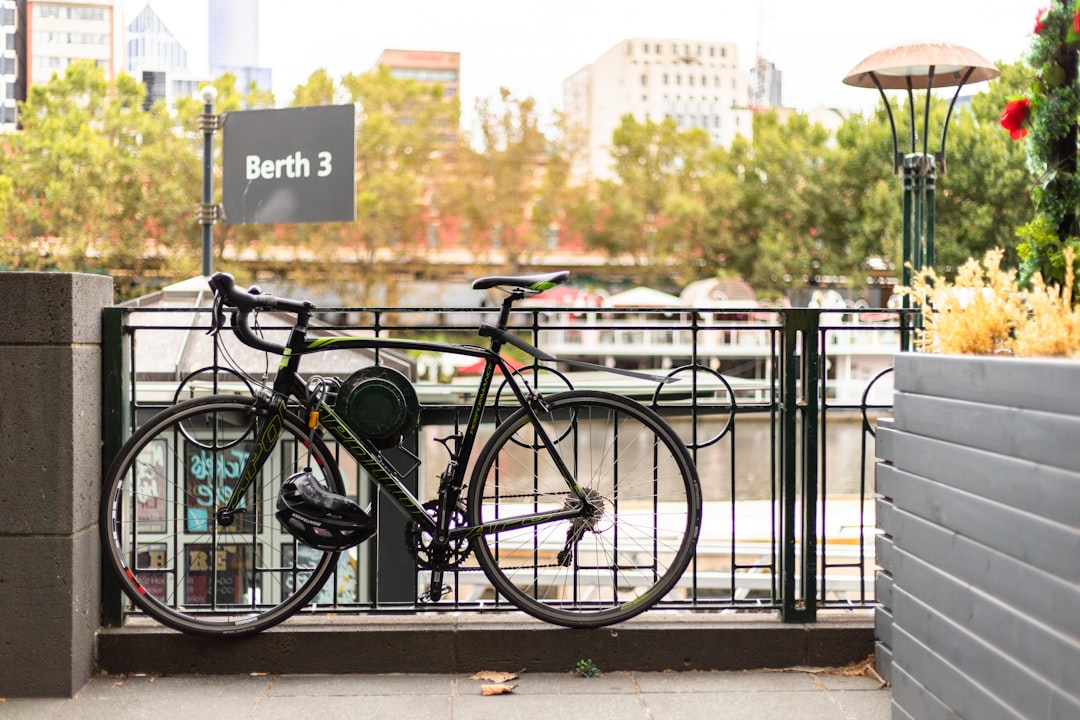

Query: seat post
[494,289,524,331]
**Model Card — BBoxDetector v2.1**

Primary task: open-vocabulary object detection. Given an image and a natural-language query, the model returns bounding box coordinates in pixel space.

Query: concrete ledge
[96,612,874,676]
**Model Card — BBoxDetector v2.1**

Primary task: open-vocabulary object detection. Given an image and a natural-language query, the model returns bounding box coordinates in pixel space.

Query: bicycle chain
[474,490,605,570]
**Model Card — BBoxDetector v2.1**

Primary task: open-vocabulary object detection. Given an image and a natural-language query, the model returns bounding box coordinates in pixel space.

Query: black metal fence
[101,298,914,625]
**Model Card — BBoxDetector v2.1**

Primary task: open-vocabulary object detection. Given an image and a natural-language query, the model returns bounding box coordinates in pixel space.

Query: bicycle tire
[466,390,701,627]
[100,395,347,636]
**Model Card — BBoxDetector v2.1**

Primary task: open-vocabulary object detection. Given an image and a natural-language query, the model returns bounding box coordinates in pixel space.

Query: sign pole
[198,86,220,276]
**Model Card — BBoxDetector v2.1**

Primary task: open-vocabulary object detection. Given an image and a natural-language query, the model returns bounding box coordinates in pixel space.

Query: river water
[665,412,883,502]
[417,411,883,504]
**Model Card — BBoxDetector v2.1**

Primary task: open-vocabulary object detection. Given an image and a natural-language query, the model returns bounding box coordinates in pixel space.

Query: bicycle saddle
[471,271,569,292]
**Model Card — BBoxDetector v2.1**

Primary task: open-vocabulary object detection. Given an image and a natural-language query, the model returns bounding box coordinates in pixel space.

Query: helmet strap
[302,377,329,472]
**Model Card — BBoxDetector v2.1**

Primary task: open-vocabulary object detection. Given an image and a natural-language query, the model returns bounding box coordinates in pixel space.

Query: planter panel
[891,665,957,720]
[884,430,1080,526]
[894,545,1080,694]
[894,354,1080,418]
[894,393,1080,472]
[892,622,1026,720]
[888,501,1080,642]
[882,465,1080,581]
[876,354,1080,720]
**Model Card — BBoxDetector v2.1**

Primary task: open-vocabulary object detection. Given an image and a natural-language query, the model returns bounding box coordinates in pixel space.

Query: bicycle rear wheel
[100,395,346,636]
[466,390,701,627]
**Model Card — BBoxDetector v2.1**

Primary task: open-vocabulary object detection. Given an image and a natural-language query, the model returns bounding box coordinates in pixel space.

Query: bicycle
[101,270,702,637]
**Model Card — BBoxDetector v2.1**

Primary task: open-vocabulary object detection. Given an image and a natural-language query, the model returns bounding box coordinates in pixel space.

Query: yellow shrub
[902,248,1080,357]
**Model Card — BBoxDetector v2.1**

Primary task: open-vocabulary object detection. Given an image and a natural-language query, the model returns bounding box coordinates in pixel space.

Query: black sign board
[222,104,356,224]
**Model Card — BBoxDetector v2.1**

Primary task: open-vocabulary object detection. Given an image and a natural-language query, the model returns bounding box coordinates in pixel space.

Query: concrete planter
[875,353,1080,720]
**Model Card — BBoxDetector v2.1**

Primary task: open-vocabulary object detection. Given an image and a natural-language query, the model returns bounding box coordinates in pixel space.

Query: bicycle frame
[218,292,590,544]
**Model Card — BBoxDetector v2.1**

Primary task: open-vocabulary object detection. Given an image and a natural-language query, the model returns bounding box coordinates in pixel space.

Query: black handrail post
[779,309,819,623]
[100,306,130,627]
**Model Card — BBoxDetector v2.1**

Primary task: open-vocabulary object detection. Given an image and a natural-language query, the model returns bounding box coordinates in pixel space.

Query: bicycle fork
[216,393,286,529]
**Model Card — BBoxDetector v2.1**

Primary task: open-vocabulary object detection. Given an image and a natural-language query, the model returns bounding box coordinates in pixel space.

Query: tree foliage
[0,61,203,296]
[445,88,570,274]
[0,53,1039,306]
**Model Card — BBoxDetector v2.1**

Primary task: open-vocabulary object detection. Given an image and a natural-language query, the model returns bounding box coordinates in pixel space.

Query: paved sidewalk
[0,669,891,719]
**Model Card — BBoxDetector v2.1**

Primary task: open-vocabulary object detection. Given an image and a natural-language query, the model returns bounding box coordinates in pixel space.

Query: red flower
[1074,9,1080,33]
[1000,98,1031,140]
[1035,7,1049,33]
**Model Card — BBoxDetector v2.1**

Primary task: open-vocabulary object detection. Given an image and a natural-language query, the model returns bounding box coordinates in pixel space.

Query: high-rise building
[564,38,754,180]
[749,57,782,110]
[2,0,124,131]
[208,0,270,96]
[125,3,201,108]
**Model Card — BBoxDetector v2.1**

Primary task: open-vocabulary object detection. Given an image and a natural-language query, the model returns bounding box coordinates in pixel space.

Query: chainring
[405,499,472,570]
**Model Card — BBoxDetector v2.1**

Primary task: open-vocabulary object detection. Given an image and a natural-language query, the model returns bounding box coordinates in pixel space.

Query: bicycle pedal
[419,584,452,603]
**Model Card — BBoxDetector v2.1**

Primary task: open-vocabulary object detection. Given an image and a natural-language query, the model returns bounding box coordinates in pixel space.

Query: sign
[222,104,356,224]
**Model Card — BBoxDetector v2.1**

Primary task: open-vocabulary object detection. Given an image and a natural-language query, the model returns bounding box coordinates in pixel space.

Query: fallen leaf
[822,655,888,687]
[480,684,518,696]
[470,671,520,683]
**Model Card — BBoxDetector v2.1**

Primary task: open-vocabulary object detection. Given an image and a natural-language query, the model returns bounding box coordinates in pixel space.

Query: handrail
[101,302,916,624]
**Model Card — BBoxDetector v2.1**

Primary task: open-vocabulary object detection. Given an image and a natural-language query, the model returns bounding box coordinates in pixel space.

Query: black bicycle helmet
[275,471,376,551]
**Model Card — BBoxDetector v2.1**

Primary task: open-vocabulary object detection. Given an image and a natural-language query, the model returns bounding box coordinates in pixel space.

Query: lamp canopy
[843,40,999,90]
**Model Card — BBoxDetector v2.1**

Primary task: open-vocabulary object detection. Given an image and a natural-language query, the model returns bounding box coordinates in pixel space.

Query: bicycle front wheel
[467,390,701,627]
[100,395,346,636]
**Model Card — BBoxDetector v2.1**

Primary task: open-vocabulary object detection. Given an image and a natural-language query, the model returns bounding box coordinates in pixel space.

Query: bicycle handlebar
[208,272,314,354]
[209,272,314,314]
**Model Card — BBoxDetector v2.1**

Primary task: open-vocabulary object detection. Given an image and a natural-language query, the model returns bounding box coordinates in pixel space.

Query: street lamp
[842,41,998,305]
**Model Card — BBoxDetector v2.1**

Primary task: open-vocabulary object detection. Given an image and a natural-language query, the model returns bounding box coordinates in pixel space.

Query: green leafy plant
[1002,0,1080,298]
[574,658,601,678]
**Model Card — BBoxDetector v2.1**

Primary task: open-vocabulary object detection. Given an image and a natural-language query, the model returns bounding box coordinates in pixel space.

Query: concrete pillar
[0,272,113,697]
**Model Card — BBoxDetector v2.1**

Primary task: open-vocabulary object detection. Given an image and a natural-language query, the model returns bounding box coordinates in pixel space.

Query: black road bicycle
[101,270,702,636]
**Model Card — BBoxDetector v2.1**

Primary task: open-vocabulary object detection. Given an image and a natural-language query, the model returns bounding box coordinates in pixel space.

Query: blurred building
[564,38,753,180]
[125,3,201,108]
[2,0,124,131]
[749,57,782,110]
[0,0,21,129]
[208,0,270,96]
[373,48,460,100]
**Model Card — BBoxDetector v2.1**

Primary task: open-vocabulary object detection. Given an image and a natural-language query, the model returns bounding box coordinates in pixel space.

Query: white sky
[126,0,1038,121]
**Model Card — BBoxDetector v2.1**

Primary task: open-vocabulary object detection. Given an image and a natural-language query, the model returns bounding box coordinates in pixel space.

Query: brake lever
[208,292,226,337]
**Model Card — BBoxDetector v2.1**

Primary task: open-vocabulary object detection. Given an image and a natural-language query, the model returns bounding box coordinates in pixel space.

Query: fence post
[778,309,820,623]
[0,272,114,697]
[100,306,129,627]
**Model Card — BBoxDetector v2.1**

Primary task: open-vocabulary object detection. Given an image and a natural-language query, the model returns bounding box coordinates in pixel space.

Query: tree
[933,60,1033,273]
[337,65,459,302]
[448,88,568,274]
[571,115,723,289]
[722,111,843,299]
[0,61,204,297]
[288,68,338,108]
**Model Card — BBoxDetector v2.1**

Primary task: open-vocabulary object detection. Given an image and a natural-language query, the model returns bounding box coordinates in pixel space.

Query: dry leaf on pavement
[469,670,520,683]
